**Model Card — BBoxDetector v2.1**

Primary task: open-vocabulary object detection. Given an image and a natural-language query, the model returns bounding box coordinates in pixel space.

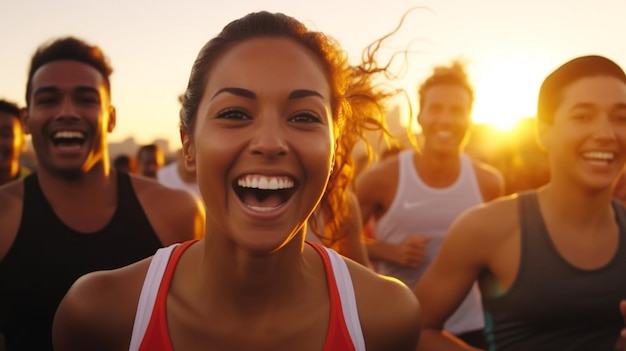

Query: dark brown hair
[26,37,113,105]
[180,11,397,242]
[537,55,626,124]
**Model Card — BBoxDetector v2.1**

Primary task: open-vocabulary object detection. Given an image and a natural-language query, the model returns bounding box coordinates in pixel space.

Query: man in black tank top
[0,37,204,351]
[415,55,626,350]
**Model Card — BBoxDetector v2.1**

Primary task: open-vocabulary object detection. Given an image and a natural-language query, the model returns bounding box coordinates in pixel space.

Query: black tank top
[0,171,163,351]
[482,191,626,351]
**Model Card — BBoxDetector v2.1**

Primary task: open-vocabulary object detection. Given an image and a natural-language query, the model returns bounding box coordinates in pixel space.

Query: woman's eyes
[215,109,322,123]
[216,109,250,120]
[290,112,322,123]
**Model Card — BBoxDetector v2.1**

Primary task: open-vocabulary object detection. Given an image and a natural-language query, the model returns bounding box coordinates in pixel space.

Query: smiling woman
[52,11,421,351]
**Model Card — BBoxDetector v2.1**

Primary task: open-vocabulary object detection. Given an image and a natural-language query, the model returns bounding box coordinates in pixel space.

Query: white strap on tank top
[128,244,364,351]
[324,246,366,351]
[128,244,179,351]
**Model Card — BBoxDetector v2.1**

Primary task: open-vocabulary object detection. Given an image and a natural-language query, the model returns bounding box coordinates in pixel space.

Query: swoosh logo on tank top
[403,200,428,209]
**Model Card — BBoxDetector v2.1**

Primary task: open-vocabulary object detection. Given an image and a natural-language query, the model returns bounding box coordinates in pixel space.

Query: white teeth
[237,175,294,190]
[582,151,614,160]
[258,177,269,189]
[53,131,85,139]
[246,204,281,212]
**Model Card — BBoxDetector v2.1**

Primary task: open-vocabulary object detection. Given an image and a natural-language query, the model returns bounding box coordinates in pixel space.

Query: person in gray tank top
[416,55,626,351]
[356,60,504,348]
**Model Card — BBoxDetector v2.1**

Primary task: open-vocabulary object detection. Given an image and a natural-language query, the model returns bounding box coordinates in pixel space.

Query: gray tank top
[482,191,626,351]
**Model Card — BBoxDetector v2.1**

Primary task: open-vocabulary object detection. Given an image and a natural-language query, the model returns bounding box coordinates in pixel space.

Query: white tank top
[129,243,365,351]
[376,150,485,334]
[156,162,201,198]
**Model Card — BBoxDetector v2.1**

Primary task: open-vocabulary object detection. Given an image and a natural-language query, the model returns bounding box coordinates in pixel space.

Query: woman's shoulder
[53,257,153,350]
[346,259,420,351]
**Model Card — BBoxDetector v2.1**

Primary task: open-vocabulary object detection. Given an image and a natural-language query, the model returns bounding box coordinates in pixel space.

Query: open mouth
[582,151,614,166]
[51,130,87,148]
[234,174,297,212]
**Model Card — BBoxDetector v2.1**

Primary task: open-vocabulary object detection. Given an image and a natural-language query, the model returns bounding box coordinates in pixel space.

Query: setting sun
[470,54,550,132]
[2,1,625,148]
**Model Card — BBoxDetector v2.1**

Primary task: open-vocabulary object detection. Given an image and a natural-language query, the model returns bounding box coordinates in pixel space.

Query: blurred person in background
[112,153,135,173]
[157,148,200,198]
[356,60,504,348]
[416,55,626,351]
[135,143,164,179]
[0,99,30,186]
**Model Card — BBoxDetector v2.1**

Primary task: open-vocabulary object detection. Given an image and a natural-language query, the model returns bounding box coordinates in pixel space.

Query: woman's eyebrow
[211,87,255,100]
[210,87,325,101]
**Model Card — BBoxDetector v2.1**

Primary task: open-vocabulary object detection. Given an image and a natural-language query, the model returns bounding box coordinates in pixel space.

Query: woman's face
[541,75,626,190]
[185,37,334,253]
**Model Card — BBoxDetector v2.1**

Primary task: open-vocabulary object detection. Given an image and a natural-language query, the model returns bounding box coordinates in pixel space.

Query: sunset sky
[1,0,623,148]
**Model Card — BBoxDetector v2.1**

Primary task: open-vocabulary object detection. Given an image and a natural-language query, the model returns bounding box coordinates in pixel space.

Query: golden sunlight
[470,54,549,132]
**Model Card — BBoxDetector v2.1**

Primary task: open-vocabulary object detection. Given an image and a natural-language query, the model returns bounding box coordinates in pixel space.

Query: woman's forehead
[204,38,331,98]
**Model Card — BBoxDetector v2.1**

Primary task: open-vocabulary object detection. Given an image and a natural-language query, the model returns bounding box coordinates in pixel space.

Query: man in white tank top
[355,60,504,348]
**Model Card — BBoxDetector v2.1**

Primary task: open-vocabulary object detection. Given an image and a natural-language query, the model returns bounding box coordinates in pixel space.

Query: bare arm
[349,261,421,351]
[355,158,409,264]
[365,238,400,262]
[333,191,372,268]
[53,284,113,351]
[415,208,493,351]
[53,258,150,351]
[365,236,429,269]
[354,167,386,228]
[133,177,206,245]
[53,270,137,351]
[474,162,505,202]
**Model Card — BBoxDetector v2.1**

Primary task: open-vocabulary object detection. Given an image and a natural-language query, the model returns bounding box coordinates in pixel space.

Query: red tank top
[133,241,361,350]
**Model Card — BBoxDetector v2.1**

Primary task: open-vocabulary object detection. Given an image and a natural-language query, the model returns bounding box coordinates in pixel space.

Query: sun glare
[470,55,548,132]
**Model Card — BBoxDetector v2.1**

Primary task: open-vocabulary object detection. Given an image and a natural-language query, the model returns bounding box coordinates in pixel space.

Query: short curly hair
[25,36,113,105]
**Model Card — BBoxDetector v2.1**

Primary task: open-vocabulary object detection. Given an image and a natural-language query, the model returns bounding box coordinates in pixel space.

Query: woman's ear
[180,129,196,172]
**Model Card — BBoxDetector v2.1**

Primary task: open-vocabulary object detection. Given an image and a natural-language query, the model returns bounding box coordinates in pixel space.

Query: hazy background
[1,0,623,149]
